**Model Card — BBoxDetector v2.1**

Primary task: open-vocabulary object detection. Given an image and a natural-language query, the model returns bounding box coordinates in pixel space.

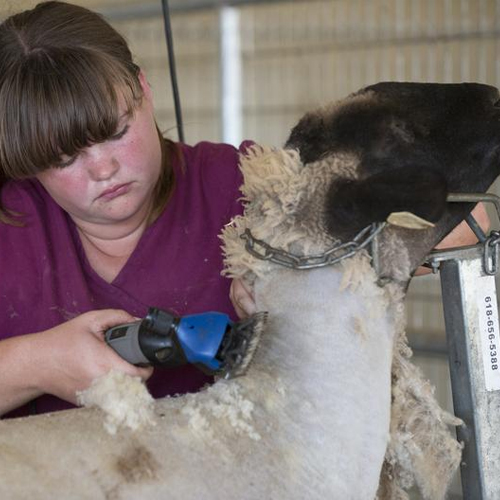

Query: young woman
[0,1,486,418]
[0,0,257,418]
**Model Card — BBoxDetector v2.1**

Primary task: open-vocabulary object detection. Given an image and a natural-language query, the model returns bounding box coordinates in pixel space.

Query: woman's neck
[74,211,152,283]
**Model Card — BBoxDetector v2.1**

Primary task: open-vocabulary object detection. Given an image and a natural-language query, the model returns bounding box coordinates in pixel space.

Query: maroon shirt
[0,141,247,417]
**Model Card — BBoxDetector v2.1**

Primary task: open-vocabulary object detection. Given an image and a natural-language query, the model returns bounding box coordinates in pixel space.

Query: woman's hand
[35,309,153,405]
[435,202,490,249]
[415,202,490,275]
[230,279,256,319]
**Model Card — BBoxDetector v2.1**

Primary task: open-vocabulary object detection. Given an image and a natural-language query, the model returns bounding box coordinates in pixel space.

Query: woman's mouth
[97,182,132,200]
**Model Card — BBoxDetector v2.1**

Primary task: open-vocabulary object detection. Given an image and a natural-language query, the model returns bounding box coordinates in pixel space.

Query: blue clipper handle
[176,312,233,373]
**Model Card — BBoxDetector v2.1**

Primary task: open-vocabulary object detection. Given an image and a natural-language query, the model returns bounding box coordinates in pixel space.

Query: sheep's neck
[236,264,398,498]
[246,265,397,396]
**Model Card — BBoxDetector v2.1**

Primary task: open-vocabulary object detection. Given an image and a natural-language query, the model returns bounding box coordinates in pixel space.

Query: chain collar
[240,222,386,270]
[239,192,500,274]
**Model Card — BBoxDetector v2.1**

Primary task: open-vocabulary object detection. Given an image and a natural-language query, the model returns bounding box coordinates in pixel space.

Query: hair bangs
[0,48,143,179]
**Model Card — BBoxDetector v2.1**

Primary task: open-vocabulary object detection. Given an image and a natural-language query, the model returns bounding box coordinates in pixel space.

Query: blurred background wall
[3,1,500,497]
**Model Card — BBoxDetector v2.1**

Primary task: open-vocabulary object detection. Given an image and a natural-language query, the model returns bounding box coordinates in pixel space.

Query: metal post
[219,5,242,146]
[429,244,500,499]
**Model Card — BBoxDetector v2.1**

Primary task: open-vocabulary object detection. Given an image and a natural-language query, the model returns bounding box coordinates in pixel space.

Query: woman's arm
[436,202,490,249]
[415,202,490,275]
[0,309,153,416]
[0,333,44,414]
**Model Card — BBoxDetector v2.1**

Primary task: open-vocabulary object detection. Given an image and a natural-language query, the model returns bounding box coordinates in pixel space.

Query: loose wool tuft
[378,327,463,500]
[181,380,261,441]
[77,370,156,435]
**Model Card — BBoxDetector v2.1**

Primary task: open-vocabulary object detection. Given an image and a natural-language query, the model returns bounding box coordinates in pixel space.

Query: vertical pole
[438,248,500,499]
[161,0,185,142]
[219,6,243,146]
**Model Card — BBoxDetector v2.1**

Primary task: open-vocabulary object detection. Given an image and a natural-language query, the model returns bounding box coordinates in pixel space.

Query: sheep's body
[0,261,395,500]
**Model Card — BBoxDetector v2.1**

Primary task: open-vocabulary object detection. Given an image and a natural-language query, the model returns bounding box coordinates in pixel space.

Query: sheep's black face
[287,82,500,178]
[286,82,500,279]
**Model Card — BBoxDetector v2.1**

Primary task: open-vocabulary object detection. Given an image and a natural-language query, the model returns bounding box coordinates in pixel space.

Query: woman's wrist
[27,329,56,395]
[0,334,45,415]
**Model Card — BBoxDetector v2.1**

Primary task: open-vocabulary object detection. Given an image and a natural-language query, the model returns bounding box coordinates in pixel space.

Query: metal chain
[240,193,500,274]
[484,230,500,275]
[240,222,385,270]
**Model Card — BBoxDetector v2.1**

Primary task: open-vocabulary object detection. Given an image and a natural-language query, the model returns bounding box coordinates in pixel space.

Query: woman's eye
[56,155,78,168]
[110,124,129,141]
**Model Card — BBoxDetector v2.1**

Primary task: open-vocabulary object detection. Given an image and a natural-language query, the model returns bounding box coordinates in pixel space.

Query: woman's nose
[85,145,120,181]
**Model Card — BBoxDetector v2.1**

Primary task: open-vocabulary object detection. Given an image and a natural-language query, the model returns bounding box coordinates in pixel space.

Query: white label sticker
[477,276,500,391]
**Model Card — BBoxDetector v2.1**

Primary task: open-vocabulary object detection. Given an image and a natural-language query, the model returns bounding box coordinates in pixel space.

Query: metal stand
[426,193,500,499]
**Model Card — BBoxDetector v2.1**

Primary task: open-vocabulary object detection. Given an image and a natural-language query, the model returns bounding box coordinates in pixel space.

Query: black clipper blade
[217,311,268,379]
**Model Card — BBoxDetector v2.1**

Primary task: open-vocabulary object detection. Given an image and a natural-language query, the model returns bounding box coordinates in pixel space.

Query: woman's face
[36,74,162,230]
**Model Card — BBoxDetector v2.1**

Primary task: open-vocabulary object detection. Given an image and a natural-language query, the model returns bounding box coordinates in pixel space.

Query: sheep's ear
[387,211,435,229]
[324,166,447,239]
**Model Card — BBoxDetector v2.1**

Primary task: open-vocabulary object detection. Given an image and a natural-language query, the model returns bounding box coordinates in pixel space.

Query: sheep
[1,81,500,500]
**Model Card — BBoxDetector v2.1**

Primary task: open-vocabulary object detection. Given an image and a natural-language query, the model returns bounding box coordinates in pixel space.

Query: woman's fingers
[435,202,490,250]
[230,279,257,319]
[415,202,491,276]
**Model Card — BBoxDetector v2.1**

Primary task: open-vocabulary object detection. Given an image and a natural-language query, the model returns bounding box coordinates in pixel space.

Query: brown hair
[0,1,177,224]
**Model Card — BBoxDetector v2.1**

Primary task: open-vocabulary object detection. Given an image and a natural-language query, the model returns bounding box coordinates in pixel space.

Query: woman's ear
[138,69,153,103]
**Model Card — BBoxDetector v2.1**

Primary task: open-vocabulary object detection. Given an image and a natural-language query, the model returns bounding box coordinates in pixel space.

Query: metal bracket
[427,192,500,275]
[425,192,500,500]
